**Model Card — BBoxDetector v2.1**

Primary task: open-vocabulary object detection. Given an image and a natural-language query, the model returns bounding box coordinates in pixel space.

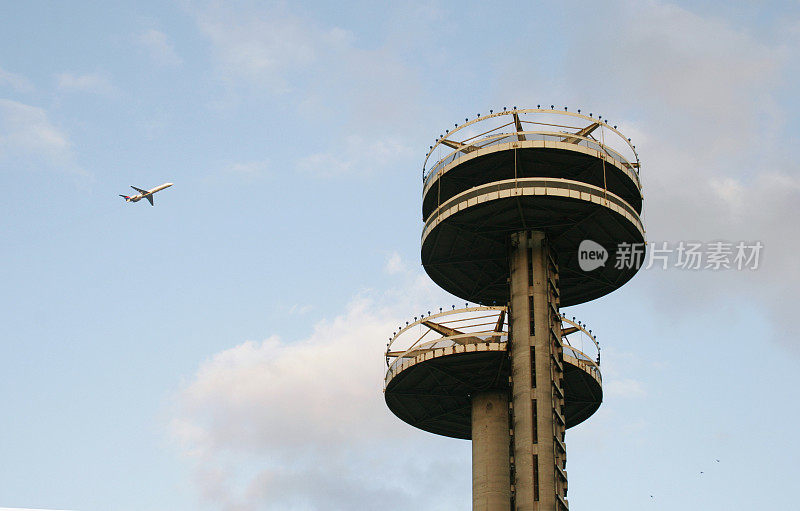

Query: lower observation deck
[384,307,602,439]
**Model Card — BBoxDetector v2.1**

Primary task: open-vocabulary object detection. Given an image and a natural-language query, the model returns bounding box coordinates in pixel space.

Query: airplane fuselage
[120,182,173,205]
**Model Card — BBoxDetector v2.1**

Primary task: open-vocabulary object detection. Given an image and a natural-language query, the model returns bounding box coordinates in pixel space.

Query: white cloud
[138,29,182,66]
[192,3,338,92]
[296,135,412,177]
[605,378,647,398]
[0,508,76,511]
[56,72,117,95]
[494,0,800,346]
[286,303,312,315]
[225,160,270,178]
[609,2,778,124]
[0,100,67,153]
[0,99,83,174]
[170,260,467,509]
[0,66,33,92]
[189,2,429,177]
[598,348,648,399]
[384,252,405,275]
[173,305,395,455]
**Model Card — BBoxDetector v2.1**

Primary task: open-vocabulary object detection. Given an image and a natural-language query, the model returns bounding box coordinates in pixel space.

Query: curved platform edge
[423,138,642,202]
[384,344,602,439]
[386,341,508,388]
[422,177,644,242]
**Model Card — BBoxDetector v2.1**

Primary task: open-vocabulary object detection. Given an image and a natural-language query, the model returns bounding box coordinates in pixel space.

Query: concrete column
[472,391,511,511]
[509,231,567,510]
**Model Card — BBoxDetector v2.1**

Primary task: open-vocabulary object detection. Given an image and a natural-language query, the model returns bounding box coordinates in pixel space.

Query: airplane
[119,182,173,206]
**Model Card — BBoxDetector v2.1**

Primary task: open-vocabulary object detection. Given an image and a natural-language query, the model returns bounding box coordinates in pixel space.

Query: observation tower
[383,107,644,510]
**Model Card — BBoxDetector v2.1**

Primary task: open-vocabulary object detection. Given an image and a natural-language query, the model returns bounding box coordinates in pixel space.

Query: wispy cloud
[296,135,412,177]
[494,0,800,346]
[137,29,182,66]
[0,66,33,92]
[0,99,84,175]
[56,72,117,95]
[605,378,647,398]
[225,160,270,178]
[0,508,76,511]
[599,348,648,399]
[189,2,429,177]
[384,251,405,275]
[192,3,340,93]
[286,303,312,315]
[170,262,462,509]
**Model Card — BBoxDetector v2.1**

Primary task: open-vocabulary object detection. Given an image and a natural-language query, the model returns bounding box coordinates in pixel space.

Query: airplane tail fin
[119,195,130,201]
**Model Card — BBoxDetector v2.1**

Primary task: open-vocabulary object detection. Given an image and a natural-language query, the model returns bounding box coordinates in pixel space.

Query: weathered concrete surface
[472,391,511,510]
[510,231,567,510]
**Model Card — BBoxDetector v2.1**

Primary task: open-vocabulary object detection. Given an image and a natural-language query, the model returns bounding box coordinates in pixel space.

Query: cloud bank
[171,263,473,510]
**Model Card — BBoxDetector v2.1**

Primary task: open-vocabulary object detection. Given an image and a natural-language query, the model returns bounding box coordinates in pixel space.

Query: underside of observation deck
[384,346,602,439]
[421,191,644,306]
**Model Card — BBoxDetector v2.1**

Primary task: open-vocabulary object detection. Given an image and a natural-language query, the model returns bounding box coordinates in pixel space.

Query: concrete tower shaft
[509,232,567,510]
[472,391,511,509]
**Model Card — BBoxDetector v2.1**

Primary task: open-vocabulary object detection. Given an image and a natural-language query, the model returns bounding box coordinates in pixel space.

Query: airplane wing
[146,195,154,206]
[131,186,148,194]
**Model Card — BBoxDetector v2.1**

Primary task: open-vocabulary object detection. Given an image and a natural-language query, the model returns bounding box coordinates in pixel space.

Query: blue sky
[1,1,799,510]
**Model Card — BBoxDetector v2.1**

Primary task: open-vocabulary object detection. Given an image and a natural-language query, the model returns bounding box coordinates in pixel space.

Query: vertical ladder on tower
[547,249,569,510]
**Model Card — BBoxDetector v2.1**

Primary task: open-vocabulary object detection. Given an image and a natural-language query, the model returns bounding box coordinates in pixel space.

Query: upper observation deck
[419,107,645,306]
[383,306,603,439]
[422,108,642,218]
